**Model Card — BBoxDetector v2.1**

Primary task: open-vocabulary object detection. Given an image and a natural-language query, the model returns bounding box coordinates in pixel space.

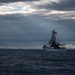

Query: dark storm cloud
[0,0,39,3]
[51,0,75,11]
[37,0,75,11]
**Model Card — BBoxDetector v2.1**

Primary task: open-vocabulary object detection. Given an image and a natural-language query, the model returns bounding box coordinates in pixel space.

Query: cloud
[0,2,37,15]
[51,0,75,11]
[37,0,75,11]
[0,0,61,15]
[0,0,75,21]
[0,0,40,3]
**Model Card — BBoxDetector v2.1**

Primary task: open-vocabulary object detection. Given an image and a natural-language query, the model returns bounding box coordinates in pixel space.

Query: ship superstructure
[43,29,65,49]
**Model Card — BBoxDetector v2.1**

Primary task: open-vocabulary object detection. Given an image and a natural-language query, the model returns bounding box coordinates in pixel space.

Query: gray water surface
[0,49,75,75]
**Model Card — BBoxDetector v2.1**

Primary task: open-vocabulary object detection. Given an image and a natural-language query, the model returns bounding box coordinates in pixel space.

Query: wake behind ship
[43,29,65,50]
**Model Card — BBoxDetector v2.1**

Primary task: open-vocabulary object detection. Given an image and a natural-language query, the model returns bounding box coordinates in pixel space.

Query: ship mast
[49,29,57,48]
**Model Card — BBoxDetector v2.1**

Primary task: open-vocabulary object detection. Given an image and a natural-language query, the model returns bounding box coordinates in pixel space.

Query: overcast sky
[0,0,75,49]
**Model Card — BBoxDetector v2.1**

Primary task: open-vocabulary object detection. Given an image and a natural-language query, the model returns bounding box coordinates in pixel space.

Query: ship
[43,29,65,50]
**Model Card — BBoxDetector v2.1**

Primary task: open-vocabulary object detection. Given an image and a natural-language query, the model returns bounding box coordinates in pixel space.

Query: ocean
[0,49,75,75]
